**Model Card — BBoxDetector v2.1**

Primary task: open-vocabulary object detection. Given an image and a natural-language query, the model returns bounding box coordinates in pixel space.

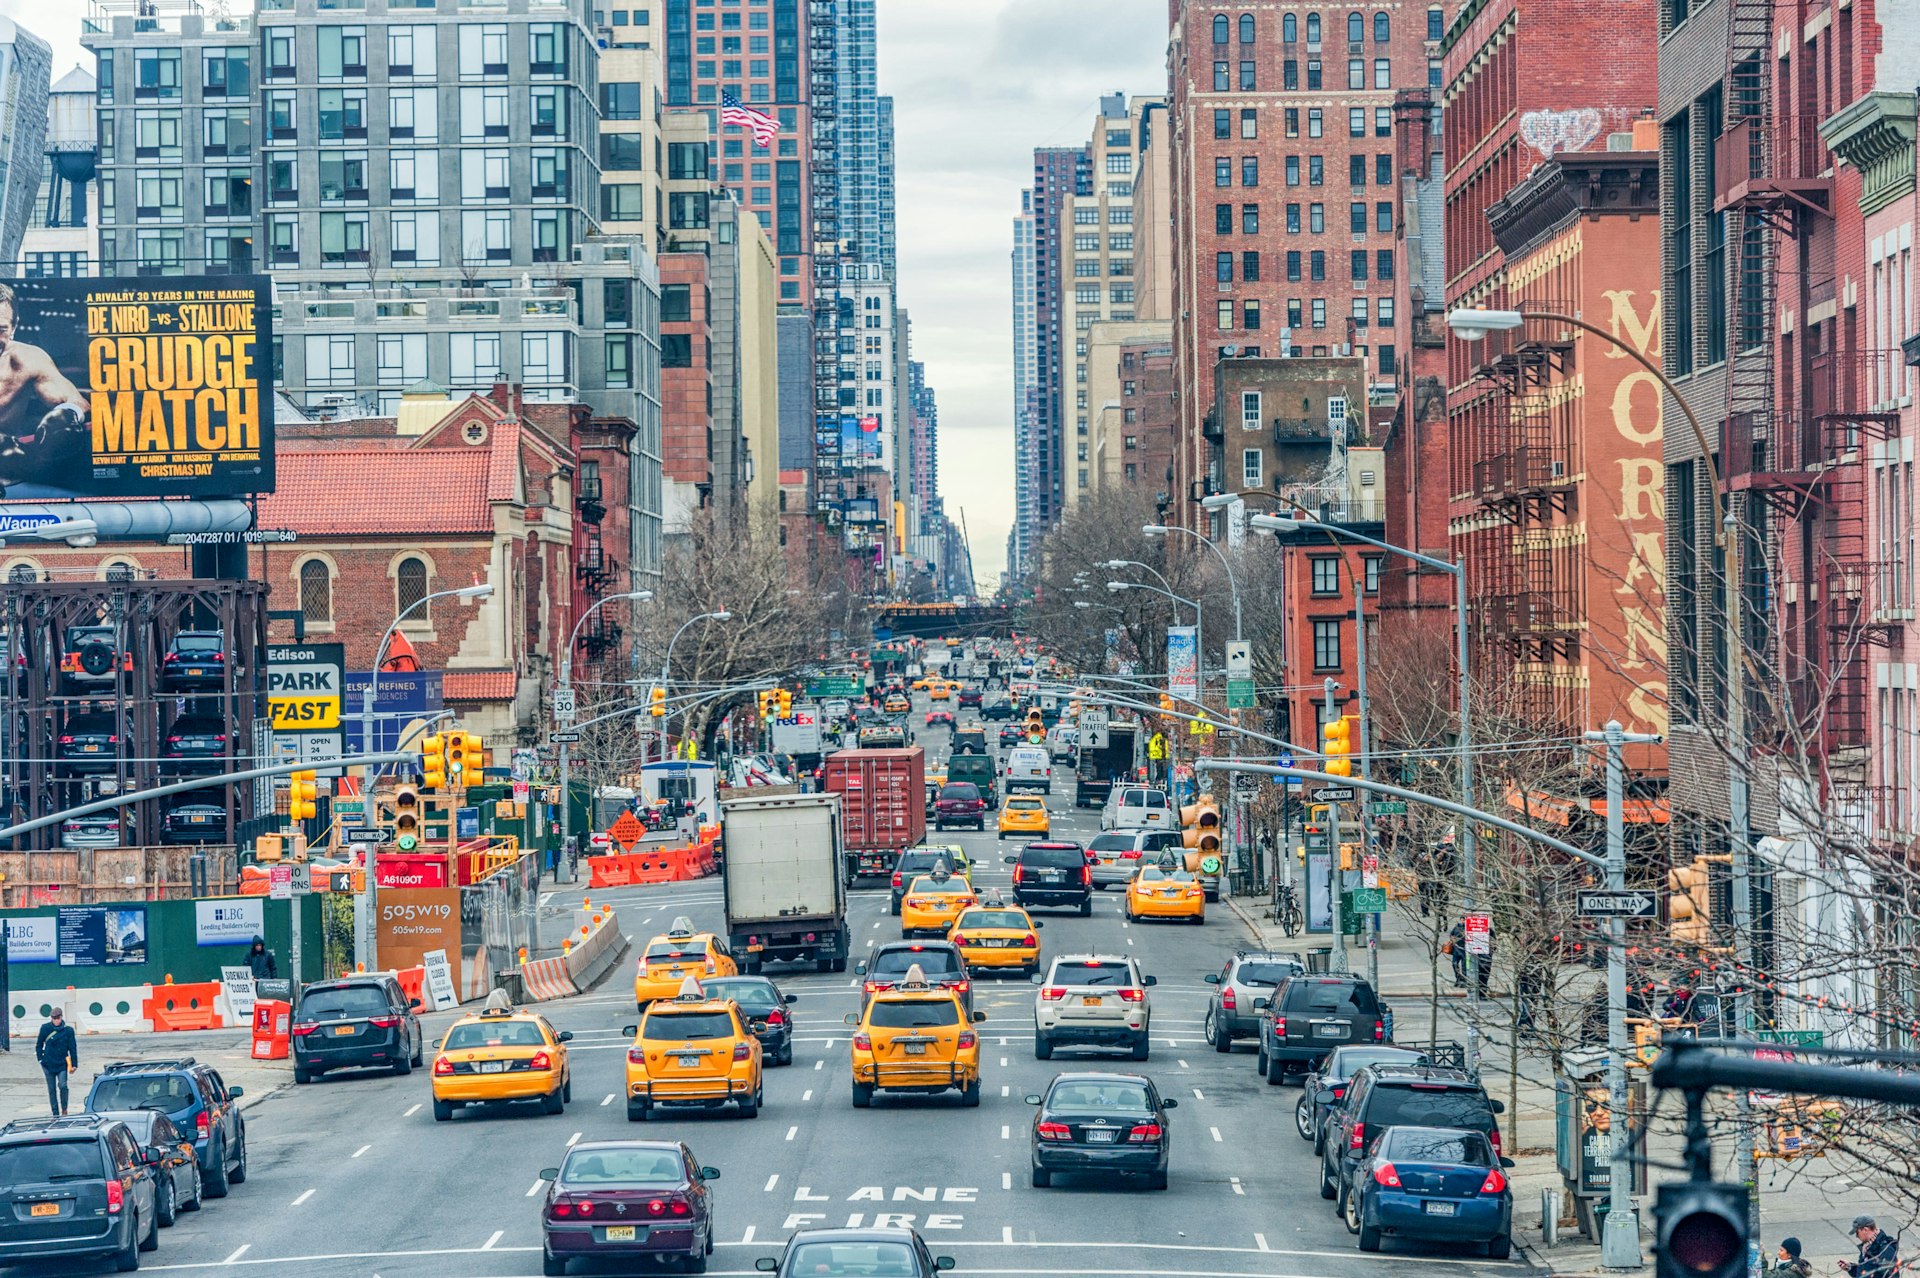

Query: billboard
[0,276,274,498]
[1167,626,1199,702]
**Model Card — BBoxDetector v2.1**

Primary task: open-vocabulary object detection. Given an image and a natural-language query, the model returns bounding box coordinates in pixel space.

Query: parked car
[1203,951,1307,1051]
[1005,841,1092,915]
[1319,1063,1505,1216]
[291,974,425,1084]
[1031,953,1155,1060]
[1026,1070,1176,1190]
[1346,1125,1514,1258]
[0,1113,159,1269]
[1255,974,1389,1083]
[59,624,132,693]
[1297,1045,1432,1151]
[159,631,226,691]
[84,1057,248,1198]
[91,1109,202,1225]
[61,812,126,849]
[57,711,121,776]
[161,802,227,845]
[0,630,28,694]
[160,715,228,774]
[539,1139,719,1276]
[932,781,987,832]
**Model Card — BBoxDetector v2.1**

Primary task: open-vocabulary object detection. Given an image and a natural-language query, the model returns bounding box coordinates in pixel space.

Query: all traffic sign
[1576,890,1659,919]
[1312,786,1356,802]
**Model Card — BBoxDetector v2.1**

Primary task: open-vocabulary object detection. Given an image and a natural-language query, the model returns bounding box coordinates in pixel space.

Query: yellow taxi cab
[621,977,763,1121]
[845,963,983,1108]
[910,676,933,691]
[997,795,1051,840]
[884,694,912,713]
[927,680,954,701]
[634,918,739,1011]
[430,996,574,1122]
[899,871,978,938]
[1123,859,1206,924]
[947,895,1043,977]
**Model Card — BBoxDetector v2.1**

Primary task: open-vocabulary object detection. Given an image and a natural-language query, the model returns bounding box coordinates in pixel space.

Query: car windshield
[869,999,960,1029]
[563,1147,686,1185]
[173,635,221,653]
[1331,1048,1425,1078]
[1020,846,1084,870]
[938,784,979,801]
[784,1242,920,1275]
[908,878,969,896]
[1293,981,1381,1017]
[1236,962,1298,986]
[642,1011,736,1041]
[871,949,961,978]
[1087,834,1135,851]
[89,1075,192,1112]
[442,1020,545,1050]
[1369,1086,1495,1130]
[1051,961,1133,987]
[705,981,779,1012]
[1385,1129,1493,1165]
[957,910,1027,929]
[96,1111,156,1142]
[645,943,705,962]
[298,986,391,1019]
[0,1140,104,1182]
[1048,1080,1151,1111]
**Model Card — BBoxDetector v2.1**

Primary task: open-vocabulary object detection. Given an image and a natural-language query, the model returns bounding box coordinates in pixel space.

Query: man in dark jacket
[246,935,278,980]
[34,1008,77,1116]
[1839,1216,1899,1278]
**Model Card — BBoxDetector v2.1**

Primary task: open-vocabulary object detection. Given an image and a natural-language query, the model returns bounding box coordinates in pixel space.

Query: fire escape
[1713,0,1896,789]
[574,471,621,663]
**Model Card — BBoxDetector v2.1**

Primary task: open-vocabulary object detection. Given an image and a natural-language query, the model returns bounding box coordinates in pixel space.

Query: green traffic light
[398,834,418,851]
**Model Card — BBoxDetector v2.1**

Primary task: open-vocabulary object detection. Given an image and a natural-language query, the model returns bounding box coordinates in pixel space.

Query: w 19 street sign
[1576,890,1658,919]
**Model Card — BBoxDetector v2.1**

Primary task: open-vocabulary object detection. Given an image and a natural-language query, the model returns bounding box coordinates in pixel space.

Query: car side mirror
[409,997,424,1009]
[557,1030,574,1043]
[784,994,798,1004]
[1490,1099,1506,1114]
[622,1024,638,1036]
[144,1146,167,1166]
[936,1258,956,1271]
[1003,855,1018,864]
[854,962,868,976]
[1024,1093,1042,1105]
[539,1167,560,1181]
[756,1258,779,1272]
[1142,975,1157,987]
[1203,973,1221,984]
[1032,921,1044,929]
[1029,972,1044,984]
[842,1013,858,1026]
[972,1011,986,1023]
[1500,1157,1515,1169]
[1253,997,1271,1011]
[1161,1097,1178,1109]
[1315,1089,1336,1105]
[227,1086,244,1099]
[701,1166,721,1180]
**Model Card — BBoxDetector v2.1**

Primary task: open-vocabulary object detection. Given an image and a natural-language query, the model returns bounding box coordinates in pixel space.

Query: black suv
[292,974,425,1083]
[1005,841,1092,916]
[1253,974,1387,1083]
[57,711,122,776]
[1203,951,1305,1051]
[84,1057,248,1199]
[1318,1063,1504,1212]
[0,1114,159,1269]
[161,715,228,774]
[160,631,226,691]
[858,940,972,1014]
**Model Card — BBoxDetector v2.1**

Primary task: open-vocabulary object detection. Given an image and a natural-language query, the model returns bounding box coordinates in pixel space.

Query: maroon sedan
[933,781,988,831]
[540,1140,719,1275]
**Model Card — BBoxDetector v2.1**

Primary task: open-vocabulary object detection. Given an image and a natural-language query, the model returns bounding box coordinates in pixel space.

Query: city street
[40,729,1525,1278]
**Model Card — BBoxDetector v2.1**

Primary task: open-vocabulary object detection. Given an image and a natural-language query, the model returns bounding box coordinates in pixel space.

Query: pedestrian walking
[1765,1237,1811,1278]
[1444,922,1467,986]
[246,935,278,980]
[1839,1217,1899,1278]
[34,1007,77,1116]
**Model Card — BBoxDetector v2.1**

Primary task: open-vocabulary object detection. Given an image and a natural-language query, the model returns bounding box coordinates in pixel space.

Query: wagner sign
[0,276,274,499]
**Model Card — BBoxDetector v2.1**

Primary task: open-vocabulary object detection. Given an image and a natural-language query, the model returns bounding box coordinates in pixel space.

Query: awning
[1505,786,1670,826]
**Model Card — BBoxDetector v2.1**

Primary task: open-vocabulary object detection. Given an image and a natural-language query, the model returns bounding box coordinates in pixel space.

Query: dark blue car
[84,1058,248,1197]
[1348,1125,1514,1258]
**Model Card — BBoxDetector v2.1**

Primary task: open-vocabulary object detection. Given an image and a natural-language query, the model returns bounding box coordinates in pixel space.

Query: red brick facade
[661,252,716,506]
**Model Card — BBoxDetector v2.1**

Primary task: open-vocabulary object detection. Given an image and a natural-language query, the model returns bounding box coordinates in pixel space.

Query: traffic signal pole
[1323,679,1348,973]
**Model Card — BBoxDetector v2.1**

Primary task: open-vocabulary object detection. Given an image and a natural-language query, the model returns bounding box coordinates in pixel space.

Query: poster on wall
[0,275,274,500]
[376,888,461,974]
[195,898,265,948]
[4,918,56,964]
[57,906,147,966]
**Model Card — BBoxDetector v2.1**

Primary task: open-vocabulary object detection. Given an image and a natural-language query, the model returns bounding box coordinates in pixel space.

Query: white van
[1004,745,1053,794]
[1101,785,1173,831]
[1046,725,1078,763]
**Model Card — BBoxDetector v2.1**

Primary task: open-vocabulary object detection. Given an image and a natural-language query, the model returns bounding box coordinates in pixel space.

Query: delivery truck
[1074,718,1140,808]
[823,747,926,883]
[719,792,850,973]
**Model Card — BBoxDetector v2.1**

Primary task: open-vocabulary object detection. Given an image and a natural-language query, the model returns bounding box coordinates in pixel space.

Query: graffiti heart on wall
[1518,108,1604,160]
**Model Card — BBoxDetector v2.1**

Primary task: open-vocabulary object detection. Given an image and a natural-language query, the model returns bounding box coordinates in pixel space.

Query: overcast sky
[879,0,1166,590]
[0,0,1170,592]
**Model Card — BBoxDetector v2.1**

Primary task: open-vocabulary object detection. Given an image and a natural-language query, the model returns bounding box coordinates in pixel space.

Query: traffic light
[1668,860,1711,945]
[778,688,793,718]
[649,686,667,718]
[1159,693,1175,712]
[1653,1181,1748,1278]
[420,733,447,789]
[288,770,319,822]
[1322,714,1356,777]
[1339,842,1359,872]
[393,783,422,851]
[445,731,474,784]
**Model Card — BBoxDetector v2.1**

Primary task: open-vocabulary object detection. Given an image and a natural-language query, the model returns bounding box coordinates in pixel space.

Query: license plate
[28,1202,58,1217]
[1040,872,1062,883]
[332,1024,355,1036]
[677,1055,701,1067]
[82,744,100,752]
[1314,1023,1347,1038]
[1082,996,1102,1006]
[904,1043,928,1055]
[1425,1201,1457,1216]
[1085,1128,1118,1143]
[1162,889,1180,897]
[186,667,205,676]
[604,1225,637,1241]
[481,1060,507,1073]
[746,943,764,952]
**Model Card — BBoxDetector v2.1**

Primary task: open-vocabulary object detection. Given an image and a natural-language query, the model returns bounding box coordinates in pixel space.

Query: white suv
[1032,953,1156,1061]
[1101,785,1172,831]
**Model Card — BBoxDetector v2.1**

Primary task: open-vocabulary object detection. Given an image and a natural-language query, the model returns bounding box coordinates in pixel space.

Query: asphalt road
[50,704,1528,1277]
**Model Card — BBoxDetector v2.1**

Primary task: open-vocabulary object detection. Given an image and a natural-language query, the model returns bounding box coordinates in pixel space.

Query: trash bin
[1304,946,1334,974]
[250,1000,290,1061]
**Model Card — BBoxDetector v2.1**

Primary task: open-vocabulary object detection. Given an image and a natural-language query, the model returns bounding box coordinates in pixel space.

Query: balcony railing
[1715,114,1833,211]
[1277,482,1383,525]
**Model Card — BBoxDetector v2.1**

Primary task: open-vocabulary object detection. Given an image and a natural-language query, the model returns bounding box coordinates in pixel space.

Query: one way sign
[1576,890,1658,919]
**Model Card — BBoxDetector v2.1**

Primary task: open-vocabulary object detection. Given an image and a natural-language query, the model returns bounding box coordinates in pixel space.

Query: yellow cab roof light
[675,976,705,1001]
[667,916,696,938]
[899,964,930,991]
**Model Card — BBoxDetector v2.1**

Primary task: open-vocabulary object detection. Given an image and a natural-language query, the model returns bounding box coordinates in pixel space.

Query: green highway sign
[1351,887,1386,913]
[807,676,863,697]
[1227,678,1256,709]
[1756,1030,1825,1049]
[1369,800,1408,815]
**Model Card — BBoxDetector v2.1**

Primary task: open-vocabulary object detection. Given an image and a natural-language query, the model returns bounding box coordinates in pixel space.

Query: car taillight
[1488,1127,1503,1156]
[1012,866,1025,885]
[1126,1123,1163,1142]
[167,735,183,744]
[550,1200,574,1218]
[704,960,716,974]
[1273,1016,1287,1038]
[106,1178,124,1213]
[765,1010,786,1026]
[367,1015,400,1029]
[1373,1020,1385,1041]
[1373,1162,1402,1188]
[1121,849,1141,859]
[627,1048,646,1065]
[953,981,969,995]
[197,1112,210,1139]
[1350,1122,1366,1150]
[433,1057,454,1075]
[892,871,903,888]
[732,1041,751,1061]
[1080,867,1092,886]
[950,933,969,946]
[1479,1167,1507,1194]
[57,735,73,744]
[1332,1085,1346,1100]
[527,1051,552,1070]
[1119,988,1146,1003]
[1022,933,1038,947]
[291,1022,319,1037]
[1035,1122,1072,1141]
[852,1032,871,1050]
[1221,987,1237,1011]
[577,1200,596,1216]
[1040,987,1066,1001]
[957,1031,976,1049]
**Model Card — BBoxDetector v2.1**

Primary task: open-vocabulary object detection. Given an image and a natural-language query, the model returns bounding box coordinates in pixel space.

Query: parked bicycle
[1274,879,1302,937]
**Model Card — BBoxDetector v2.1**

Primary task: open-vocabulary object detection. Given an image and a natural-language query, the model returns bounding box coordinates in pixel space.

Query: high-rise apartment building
[1010,194,1039,579]
[1023,145,1089,558]
[598,2,670,250]
[0,18,52,269]
[1167,1,1430,529]
[19,66,96,279]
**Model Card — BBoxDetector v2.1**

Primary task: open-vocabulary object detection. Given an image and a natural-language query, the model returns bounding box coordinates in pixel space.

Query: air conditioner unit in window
[1550,459,1567,478]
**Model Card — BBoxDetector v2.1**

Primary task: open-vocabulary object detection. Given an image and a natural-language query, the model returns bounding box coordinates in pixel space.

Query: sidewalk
[1222,888,1878,1275]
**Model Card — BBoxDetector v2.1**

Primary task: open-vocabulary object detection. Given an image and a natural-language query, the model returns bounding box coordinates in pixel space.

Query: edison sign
[0,276,274,498]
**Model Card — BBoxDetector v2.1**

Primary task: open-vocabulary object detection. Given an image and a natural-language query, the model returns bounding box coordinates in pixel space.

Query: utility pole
[1324,677,1348,973]
[1352,564,1376,993]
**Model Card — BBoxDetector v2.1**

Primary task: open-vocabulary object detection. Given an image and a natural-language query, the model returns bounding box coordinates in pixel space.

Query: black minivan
[292,975,426,1083]
[1254,974,1388,1082]
[0,1114,159,1270]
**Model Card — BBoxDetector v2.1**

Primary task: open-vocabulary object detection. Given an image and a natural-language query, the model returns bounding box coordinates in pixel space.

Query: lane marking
[1000,1124,1010,1140]
[741,1224,757,1244]
[764,1174,779,1193]
[1178,1060,1190,1069]
[786,1125,799,1141]
[1002,1226,1015,1244]
[1001,1085,1010,1098]
[351,1144,370,1158]
[1254,1233,1271,1251]
[999,1056,1008,1067]
[814,1059,824,1071]
[526,1178,547,1197]
[481,1230,503,1250]
[802,1089,813,1102]
[1001,1172,1012,1190]
[601,1093,616,1106]
[538,892,554,906]
[291,1189,314,1207]
[1230,1177,1245,1196]
[221,1245,250,1264]
[1192,1088,1205,1100]
[402,1103,421,1118]
[1210,1126,1223,1142]
[566,1131,582,1147]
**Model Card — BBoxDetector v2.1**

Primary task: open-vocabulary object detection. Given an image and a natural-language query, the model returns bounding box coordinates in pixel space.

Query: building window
[1376,108,1392,136]
[1351,202,1367,234]
[1241,390,1262,430]
[1286,157,1300,186]
[1309,204,1324,233]
[1312,298,1327,328]
[1216,203,1234,234]
[1378,297,1395,327]
[1216,157,1232,188]
[1288,299,1303,328]
[1286,204,1301,233]
[1284,59,1299,90]
[1349,12,1366,41]
[1216,251,1233,283]
[1428,6,1444,39]
[1242,204,1259,234]
[1312,620,1342,670]
[1308,109,1323,138]
[300,560,332,625]
[1240,61,1256,89]
[1351,154,1367,188]
[1377,250,1394,280]
[1374,59,1391,88]
[1377,154,1393,185]
[1240,13,1256,42]
[1307,59,1323,89]
[1218,299,1235,330]
[1242,448,1263,487]
[1246,299,1262,329]
[1348,59,1364,90]
[1307,13,1321,41]
[1377,202,1393,232]
[1214,108,1231,139]
[1351,250,1369,281]
[1309,155,1324,186]
[1242,156,1260,186]
[1311,250,1325,281]
[1214,61,1230,90]
[662,333,693,367]
[396,556,429,619]
[1283,13,1298,41]
[1363,556,1381,594]
[1311,558,1341,596]
[1214,14,1229,42]
[1241,108,1258,139]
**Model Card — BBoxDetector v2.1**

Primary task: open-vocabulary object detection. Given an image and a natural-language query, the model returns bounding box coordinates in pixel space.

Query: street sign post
[1312,786,1356,802]
[1350,887,1386,913]
[1755,1029,1825,1049]
[343,826,396,845]
[552,687,577,721]
[1369,800,1408,816]
[1576,890,1659,919]
[551,731,582,744]
[1463,913,1492,955]
[1225,640,1254,710]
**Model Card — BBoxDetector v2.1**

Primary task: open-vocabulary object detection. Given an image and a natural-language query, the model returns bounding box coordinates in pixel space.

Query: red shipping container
[824,748,926,876]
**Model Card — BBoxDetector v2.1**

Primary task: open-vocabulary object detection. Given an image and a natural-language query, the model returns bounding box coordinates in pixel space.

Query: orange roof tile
[486,419,523,503]
[258,448,493,535]
[444,670,517,701]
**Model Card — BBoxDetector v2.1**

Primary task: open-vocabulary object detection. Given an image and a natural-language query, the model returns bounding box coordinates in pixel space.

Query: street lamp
[0,518,99,548]
[656,610,734,765]
[556,590,655,870]
[1142,524,1242,641]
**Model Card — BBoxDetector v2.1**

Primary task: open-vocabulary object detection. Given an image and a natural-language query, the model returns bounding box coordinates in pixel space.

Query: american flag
[721,91,780,147]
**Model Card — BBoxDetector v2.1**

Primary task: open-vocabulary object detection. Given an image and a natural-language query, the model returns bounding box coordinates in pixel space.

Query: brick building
[1088,322,1178,506]
[1169,0,1435,530]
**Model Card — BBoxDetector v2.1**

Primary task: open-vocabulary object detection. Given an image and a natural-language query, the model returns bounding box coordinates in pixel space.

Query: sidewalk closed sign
[220,966,257,1019]
[1464,913,1492,955]
[421,948,460,1011]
